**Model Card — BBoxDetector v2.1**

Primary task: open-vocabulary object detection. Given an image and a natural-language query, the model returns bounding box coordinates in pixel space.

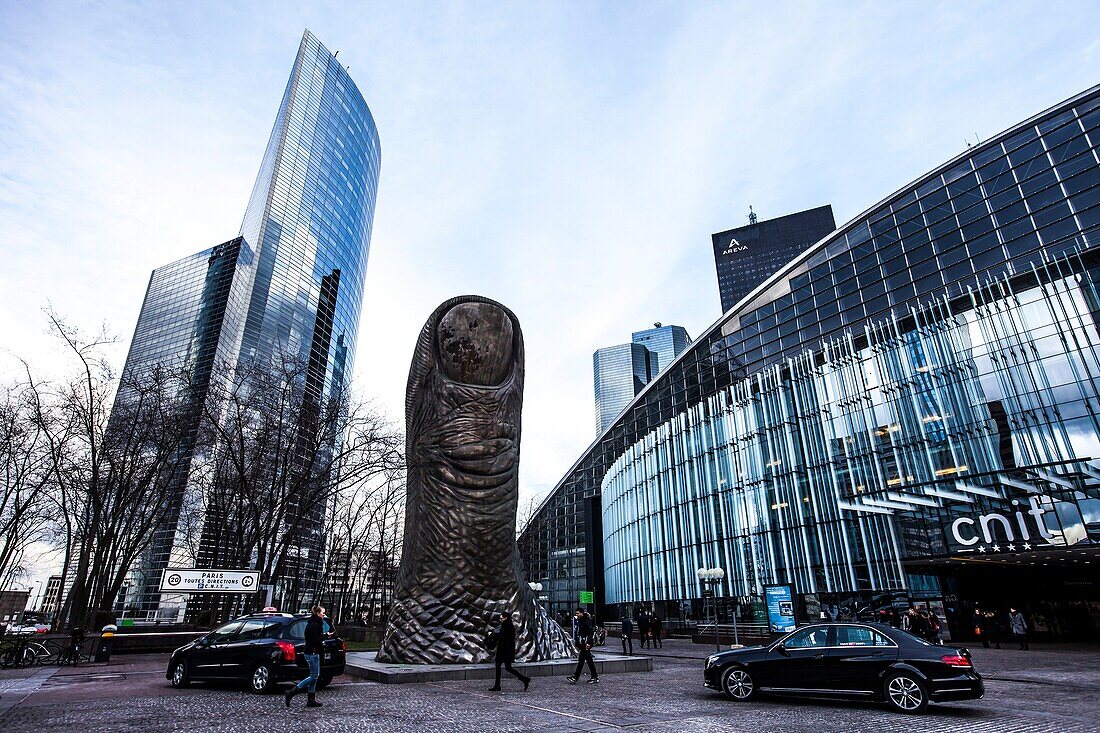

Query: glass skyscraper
[111,30,381,618]
[593,325,692,435]
[631,324,692,375]
[522,85,1100,639]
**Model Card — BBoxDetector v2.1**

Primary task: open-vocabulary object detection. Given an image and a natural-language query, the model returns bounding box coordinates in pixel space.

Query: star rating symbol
[1007,544,1016,551]
[977,546,987,553]
[1023,542,1032,550]
[991,544,1001,552]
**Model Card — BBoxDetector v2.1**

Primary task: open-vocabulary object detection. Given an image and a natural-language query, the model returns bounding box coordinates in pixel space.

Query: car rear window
[283,620,307,640]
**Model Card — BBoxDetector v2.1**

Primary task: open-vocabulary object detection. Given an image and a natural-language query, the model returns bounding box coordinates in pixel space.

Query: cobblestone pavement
[1,641,1098,732]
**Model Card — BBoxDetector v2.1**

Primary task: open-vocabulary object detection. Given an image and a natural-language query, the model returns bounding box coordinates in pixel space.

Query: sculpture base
[345,651,653,684]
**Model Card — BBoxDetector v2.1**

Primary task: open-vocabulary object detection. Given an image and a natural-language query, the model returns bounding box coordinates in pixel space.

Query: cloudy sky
[2,0,1099,561]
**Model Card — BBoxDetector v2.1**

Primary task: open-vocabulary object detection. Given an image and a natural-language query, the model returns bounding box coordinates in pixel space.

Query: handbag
[485,630,498,651]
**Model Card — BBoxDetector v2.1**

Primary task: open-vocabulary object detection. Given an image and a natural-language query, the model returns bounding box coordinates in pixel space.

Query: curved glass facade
[521,84,1100,630]
[239,29,381,398]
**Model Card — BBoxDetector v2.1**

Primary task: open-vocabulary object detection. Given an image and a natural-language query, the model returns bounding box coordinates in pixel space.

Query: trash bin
[94,624,117,663]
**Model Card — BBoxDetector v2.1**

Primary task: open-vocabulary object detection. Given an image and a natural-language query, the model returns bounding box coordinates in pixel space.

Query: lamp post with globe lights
[696,567,726,651]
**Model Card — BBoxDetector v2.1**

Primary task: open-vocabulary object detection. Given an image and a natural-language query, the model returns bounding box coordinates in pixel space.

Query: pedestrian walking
[620,616,633,655]
[285,605,332,708]
[567,609,599,684]
[650,615,663,649]
[972,608,990,649]
[1009,607,1029,650]
[637,612,650,649]
[488,611,530,691]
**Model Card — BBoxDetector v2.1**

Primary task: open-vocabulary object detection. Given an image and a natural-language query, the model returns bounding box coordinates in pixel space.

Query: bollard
[95,624,118,663]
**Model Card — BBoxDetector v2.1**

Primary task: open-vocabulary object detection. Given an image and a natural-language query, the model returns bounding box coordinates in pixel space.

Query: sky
[1,1,1100,593]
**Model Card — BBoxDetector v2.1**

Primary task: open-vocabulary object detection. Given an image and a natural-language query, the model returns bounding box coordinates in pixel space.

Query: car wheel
[884,672,929,714]
[721,666,756,701]
[249,662,276,694]
[317,673,334,689]
[170,660,190,688]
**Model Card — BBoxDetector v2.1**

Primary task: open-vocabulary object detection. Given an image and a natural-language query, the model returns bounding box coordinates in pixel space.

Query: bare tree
[0,366,56,590]
[37,313,195,628]
[186,350,403,616]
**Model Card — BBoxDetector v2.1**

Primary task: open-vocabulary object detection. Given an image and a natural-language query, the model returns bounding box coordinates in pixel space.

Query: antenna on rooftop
[748,205,758,225]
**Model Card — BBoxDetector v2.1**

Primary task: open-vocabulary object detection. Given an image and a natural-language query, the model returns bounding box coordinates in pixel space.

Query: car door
[224,618,272,677]
[827,625,899,693]
[755,625,833,690]
[190,621,243,678]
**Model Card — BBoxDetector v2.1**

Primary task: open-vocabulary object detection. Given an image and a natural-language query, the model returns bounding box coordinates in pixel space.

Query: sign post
[160,569,260,594]
[764,584,796,634]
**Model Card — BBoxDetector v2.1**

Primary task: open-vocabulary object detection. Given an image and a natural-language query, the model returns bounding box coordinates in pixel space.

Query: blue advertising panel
[764,584,796,633]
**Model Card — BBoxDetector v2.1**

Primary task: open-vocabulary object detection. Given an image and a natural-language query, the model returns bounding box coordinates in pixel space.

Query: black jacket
[575,614,595,646]
[495,618,517,663]
[304,615,326,655]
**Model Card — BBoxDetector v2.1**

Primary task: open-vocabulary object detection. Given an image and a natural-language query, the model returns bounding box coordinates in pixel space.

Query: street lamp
[696,567,726,651]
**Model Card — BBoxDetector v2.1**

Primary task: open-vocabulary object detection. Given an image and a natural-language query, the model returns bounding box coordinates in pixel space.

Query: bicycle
[56,640,90,666]
[0,635,61,668]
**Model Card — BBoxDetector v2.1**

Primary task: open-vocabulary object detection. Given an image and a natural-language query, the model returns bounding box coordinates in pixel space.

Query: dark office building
[712,205,836,313]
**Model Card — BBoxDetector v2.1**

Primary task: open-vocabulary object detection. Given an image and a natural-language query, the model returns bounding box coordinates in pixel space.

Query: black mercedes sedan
[703,622,982,713]
[166,612,347,693]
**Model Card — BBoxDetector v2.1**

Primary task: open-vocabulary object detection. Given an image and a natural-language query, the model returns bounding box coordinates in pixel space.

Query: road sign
[579,591,594,604]
[160,568,260,593]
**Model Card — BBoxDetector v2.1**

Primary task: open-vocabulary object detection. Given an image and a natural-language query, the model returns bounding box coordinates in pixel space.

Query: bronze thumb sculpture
[377,295,575,663]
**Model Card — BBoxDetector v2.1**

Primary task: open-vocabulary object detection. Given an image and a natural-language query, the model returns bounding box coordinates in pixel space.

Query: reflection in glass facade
[114,30,381,616]
[521,85,1100,628]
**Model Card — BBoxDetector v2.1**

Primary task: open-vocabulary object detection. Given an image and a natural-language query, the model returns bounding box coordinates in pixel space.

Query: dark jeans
[621,634,632,655]
[294,653,321,693]
[652,631,662,649]
[573,646,597,679]
[1014,633,1029,650]
[495,659,528,687]
[639,632,650,648]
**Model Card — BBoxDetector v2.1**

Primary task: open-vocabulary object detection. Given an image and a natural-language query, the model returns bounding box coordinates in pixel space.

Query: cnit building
[519,84,1100,641]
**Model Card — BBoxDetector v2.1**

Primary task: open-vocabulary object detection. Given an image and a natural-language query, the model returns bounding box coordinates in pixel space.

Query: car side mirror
[197,637,210,647]
[775,643,791,657]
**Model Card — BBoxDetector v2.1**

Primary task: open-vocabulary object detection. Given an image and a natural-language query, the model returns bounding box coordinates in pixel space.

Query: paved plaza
[1,640,1098,732]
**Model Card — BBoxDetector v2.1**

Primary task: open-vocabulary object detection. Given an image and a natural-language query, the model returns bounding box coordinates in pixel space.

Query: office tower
[631,323,691,375]
[592,324,691,435]
[110,30,381,618]
[114,238,252,612]
[712,205,835,313]
[593,343,652,434]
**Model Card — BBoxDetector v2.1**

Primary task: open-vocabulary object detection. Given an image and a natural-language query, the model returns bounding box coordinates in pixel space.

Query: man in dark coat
[650,615,663,649]
[567,609,599,684]
[620,616,634,655]
[488,612,530,691]
[637,612,650,649]
[285,605,331,708]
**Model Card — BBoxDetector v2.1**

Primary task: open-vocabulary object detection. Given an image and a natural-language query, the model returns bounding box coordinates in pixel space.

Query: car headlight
[705,655,719,669]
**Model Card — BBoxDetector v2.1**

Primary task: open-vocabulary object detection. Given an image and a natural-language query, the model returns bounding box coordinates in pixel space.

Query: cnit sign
[949,497,1060,550]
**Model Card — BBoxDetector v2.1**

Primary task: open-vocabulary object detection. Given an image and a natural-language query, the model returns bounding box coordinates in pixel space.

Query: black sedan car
[166,612,347,693]
[704,622,982,714]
